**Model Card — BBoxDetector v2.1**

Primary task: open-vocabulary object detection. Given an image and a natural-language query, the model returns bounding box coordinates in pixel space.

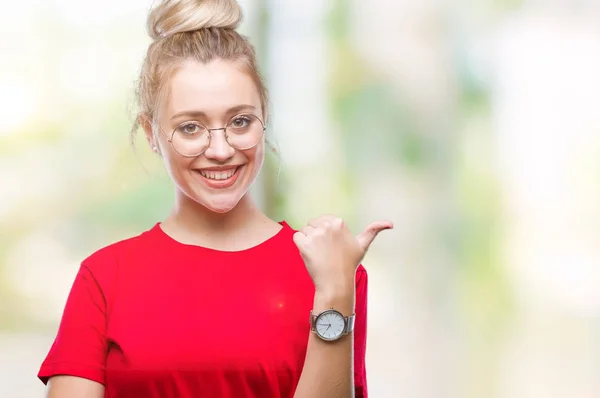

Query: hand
[293,215,393,293]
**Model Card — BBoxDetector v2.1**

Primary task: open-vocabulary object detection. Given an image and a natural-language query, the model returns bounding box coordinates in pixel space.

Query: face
[146,59,265,214]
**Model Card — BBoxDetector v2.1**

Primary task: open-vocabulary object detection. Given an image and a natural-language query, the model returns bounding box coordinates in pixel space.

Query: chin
[202,202,237,214]
[195,194,245,214]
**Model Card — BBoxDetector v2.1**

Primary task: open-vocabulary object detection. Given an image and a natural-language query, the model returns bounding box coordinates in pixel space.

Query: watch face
[315,310,345,341]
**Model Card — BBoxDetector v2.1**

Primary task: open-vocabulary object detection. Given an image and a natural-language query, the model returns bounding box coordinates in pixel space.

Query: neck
[166,191,265,237]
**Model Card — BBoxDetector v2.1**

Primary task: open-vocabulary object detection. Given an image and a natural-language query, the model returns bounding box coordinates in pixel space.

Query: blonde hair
[131,0,268,143]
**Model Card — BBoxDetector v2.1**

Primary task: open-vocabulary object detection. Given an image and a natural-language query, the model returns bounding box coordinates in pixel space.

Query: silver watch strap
[344,314,356,333]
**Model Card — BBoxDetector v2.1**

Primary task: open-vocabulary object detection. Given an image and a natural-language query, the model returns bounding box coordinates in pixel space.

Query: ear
[140,114,159,153]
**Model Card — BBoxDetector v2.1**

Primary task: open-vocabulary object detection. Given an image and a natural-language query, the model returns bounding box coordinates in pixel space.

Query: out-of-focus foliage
[1,0,600,397]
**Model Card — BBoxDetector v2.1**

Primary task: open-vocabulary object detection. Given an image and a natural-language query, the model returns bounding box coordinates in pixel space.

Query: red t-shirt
[38,221,369,397]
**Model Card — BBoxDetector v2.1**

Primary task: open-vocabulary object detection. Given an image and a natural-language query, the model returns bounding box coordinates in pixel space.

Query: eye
[177,122,204,135]
[230,115,252,129]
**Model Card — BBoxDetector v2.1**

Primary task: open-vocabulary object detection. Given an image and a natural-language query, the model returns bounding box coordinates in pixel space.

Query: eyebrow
[170,104,256,120]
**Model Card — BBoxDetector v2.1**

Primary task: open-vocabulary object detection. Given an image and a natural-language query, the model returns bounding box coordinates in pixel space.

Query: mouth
[197,167,239,180]
[193,166,242,188]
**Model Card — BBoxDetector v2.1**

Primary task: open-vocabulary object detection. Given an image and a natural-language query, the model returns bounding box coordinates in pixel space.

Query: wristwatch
[310,308,355,341]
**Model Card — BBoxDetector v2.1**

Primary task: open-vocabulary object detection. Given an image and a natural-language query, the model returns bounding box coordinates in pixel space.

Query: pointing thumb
[356,220,393,252]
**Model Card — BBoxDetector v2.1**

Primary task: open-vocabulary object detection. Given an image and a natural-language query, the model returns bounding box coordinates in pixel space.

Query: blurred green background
[1,0,600,397]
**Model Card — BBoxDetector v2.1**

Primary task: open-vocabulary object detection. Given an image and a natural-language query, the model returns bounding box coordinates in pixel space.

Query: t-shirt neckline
[151,220,291,255]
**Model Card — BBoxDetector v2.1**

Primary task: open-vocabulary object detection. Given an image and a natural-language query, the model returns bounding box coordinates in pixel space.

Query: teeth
[199,168,237,180]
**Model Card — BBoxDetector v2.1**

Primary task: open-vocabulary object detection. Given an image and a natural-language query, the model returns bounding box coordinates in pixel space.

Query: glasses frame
[158,113,266,158]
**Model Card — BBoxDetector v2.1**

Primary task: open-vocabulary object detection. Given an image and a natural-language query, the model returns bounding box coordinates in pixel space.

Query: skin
[46,58,392,398]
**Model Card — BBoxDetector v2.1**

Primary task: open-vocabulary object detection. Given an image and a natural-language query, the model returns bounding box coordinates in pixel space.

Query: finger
[300,225,316,236]
[356,220,393,252]
[293,231,309,248]
[308,215,342,229]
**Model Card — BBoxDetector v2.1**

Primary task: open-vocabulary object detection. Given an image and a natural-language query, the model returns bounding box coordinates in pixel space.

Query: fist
[293,215,393,292]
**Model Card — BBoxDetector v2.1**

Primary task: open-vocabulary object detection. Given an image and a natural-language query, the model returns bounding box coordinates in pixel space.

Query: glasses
[160,113,266,157]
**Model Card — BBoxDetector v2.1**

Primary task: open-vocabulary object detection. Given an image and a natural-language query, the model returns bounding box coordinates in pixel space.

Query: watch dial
[316,311,345,340]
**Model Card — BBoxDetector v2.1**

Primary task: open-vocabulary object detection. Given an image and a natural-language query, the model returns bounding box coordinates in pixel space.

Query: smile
[198,168,238,180]
[194,166,242,189]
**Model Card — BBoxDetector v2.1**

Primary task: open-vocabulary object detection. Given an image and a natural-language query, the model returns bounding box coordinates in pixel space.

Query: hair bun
[147,0,243,41]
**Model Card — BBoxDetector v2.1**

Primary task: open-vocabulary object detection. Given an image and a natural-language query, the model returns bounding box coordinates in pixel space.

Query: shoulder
[80,224,158,278]
[268,220,299,250]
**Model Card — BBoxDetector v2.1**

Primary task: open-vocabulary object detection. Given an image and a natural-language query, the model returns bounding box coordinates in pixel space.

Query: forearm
[294,286,356,398]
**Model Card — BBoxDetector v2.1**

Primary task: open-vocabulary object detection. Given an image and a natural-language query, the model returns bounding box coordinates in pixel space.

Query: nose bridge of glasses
[207,127,227,132]
[206,126,229,144]
[205,125,233,151]
[204,126,235,159]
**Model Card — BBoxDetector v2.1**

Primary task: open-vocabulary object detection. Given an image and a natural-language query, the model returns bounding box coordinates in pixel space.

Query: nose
[203,128,235,161]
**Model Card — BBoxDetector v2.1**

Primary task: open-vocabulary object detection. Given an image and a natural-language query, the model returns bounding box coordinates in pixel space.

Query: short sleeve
[353,264,369,398]
[38,262,108,385]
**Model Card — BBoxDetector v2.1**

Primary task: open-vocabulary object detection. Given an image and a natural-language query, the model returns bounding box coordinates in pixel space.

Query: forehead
[166,59,260,117]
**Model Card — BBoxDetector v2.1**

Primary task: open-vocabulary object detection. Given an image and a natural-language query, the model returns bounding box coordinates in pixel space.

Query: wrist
[313,286,355,315]
[314,269,355,293]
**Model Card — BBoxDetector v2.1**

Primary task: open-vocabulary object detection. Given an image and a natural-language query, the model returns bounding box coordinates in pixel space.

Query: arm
[39,263,108,397]
[292,215,389,398]
[47,376,104,398]
[294,265,369,398]
[293,285,356,398]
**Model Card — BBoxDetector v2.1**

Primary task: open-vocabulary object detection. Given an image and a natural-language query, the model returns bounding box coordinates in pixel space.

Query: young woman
[38,0,392,397]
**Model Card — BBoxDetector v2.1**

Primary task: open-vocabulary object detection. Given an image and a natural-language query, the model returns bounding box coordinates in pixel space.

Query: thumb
[356,220,393,252]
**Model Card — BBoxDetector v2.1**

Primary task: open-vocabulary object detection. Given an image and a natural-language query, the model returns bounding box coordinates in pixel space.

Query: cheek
[162,149,192,181]
[256,144,266,166]
[247,144,265,175]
